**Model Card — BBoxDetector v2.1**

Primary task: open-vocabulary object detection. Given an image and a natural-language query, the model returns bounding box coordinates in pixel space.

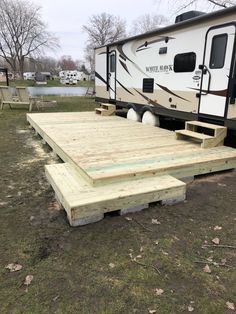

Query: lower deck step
[176,129,213,140]
[45,163,186,227]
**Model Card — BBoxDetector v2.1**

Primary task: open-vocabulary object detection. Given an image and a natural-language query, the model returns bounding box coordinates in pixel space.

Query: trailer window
[143,78,154,93]
[209,34,227,69]
[110,54,116,72]
[174,52,196,72]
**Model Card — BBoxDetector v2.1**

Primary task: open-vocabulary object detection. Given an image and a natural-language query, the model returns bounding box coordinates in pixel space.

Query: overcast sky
[30,0,213,61]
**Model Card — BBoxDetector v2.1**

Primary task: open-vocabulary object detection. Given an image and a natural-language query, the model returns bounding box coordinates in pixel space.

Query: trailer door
[109,52,116,99]
[198,24,236,118]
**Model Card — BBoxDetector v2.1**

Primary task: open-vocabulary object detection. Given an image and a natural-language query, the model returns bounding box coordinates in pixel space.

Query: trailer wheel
[127,108,141,122]
[142,111,160,127]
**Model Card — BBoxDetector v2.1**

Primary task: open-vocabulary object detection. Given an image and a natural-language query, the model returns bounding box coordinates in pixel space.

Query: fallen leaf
[188,305,194,312]
[148,310,157,314]
[203,264,211,273]
[155,288,164,296]
[226,301,235,310]
[53,295,59,302]
[24,275,33,286]
[136,255,142,259]
[212,237,220,245]
[206,256,213,262]
[109,263,115,268]
[214,226,222,231]
[5,263,22,272]
[161,250,169,256]
[125,217,132,221]
[152,219,161,225]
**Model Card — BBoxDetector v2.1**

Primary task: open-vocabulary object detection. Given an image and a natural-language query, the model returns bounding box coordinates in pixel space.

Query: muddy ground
[0,98,236,314]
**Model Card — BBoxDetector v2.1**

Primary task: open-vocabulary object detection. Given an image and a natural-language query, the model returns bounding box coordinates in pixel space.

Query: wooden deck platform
[46,163,186,226]
[27,112,236,226]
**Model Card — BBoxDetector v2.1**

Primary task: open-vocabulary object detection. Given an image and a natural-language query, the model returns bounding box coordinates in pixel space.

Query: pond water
[27,87,88,96]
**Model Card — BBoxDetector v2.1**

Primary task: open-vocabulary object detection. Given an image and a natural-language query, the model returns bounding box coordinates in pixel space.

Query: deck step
[45,163,186,227]
[95,103,116,116]
[176,129,213,140]
[175,120,227,148]
[186,120,226,131]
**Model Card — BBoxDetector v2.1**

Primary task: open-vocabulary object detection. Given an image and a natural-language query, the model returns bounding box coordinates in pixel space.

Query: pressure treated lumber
[27,112,236,186]
[45,163,186,226]
[27,111,236,227]
[175,120,227,148]
[95,103,116,116]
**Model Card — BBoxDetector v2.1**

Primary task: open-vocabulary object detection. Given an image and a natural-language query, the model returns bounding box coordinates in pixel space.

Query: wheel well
[140,106,155,117]
[127,103,137,111]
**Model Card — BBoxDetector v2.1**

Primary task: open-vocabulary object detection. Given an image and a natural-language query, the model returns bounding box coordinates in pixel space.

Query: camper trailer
[95,6,236,130]
[23,72,35,80]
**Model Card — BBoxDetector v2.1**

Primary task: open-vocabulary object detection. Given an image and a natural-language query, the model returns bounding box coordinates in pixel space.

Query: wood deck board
[45,163,186,221]
[27,112,236,186]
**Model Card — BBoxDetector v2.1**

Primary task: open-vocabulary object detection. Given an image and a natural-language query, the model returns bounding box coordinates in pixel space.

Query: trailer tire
[127,108,141,122]
[142,111,160,127]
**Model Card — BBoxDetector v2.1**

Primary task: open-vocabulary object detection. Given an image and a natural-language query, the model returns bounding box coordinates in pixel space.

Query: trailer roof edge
[95,5,236,50]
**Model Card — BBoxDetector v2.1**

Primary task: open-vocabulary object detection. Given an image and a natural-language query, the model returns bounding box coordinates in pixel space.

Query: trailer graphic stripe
[134,89,165,108]
[116,79,134,95]
[95,71,107,85]
[156,83,190,102]
[117,44,134,63]
[190,87,227,97]
[136,47,151,52]
[119,60,132,76]
[136,36,175,51]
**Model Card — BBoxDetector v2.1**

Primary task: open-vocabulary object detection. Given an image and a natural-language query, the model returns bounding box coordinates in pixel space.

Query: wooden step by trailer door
[198,24,236,118]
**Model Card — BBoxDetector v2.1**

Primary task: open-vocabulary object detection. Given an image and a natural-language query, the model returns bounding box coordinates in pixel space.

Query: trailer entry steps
[175,120,227,148]
[95,103,116,116]
[45,163,186,227]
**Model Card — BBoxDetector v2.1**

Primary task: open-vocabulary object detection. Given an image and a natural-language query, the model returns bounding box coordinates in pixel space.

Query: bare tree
[174,0,235,13]
[130,14,170,36]
[0,0,59,78]
[84,44,95,74]
[57,55,77,71]
[83,12,126,47]
[155,0,236,15]
[82,13,126,73]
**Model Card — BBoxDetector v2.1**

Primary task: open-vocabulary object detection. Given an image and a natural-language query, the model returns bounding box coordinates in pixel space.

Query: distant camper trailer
[23,72,51,81]
[35,72,52,82]
[95,6,236,130]
[23,72,35,80]
[59,70,89,85]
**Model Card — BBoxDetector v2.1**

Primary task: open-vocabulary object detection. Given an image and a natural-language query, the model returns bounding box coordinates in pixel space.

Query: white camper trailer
[95,6,236,130]
[23,72,35,80]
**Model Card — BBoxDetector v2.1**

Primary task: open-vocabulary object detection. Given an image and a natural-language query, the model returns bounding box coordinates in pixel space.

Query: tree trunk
[19,56,25,79]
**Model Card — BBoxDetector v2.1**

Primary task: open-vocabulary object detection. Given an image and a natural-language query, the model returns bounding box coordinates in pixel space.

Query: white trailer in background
[95,6,236,130]
[23,72,35,80]
[59,71,89,85]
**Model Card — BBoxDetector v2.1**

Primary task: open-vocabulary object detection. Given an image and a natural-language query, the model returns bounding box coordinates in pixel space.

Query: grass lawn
[0,97,236,313]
